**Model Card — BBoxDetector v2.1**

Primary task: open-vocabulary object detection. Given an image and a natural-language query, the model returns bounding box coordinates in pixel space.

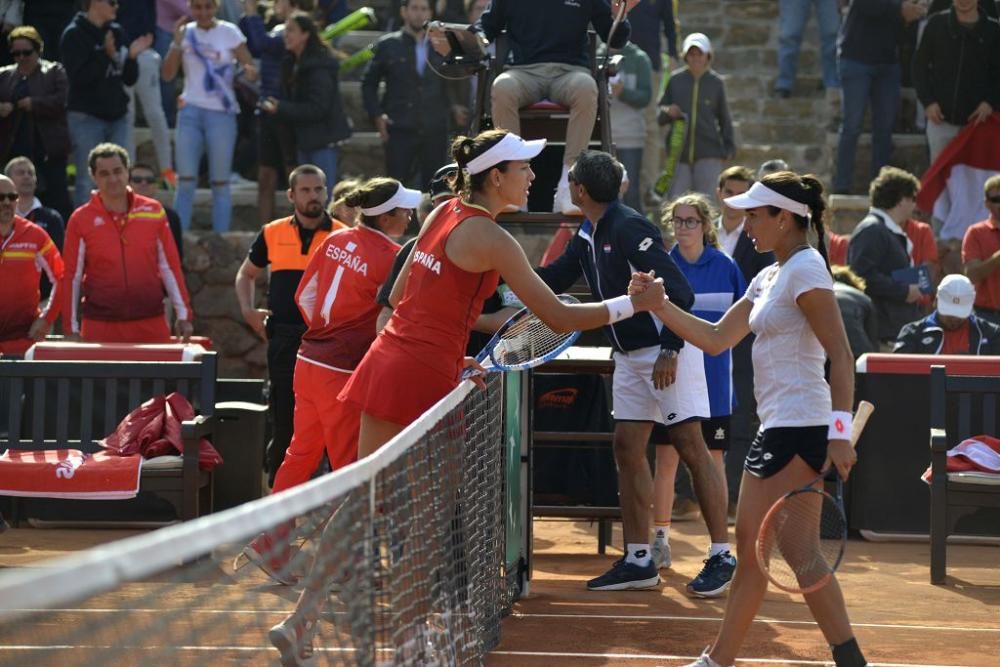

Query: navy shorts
[744,426,827,479]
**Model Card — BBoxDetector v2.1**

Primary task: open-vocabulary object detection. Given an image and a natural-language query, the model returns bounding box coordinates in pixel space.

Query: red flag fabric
[916,112,1000,241]
[101,392,223,471]
[0,450,142,499]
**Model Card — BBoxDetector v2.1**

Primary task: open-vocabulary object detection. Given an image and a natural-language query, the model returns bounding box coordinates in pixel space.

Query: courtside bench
[0,350,219,525]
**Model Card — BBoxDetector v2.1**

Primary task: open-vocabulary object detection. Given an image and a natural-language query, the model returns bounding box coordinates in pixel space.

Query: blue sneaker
[686,551,736,598]
[587,558,660,591]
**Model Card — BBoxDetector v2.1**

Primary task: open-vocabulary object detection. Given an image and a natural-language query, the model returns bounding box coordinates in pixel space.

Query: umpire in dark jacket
[361,0,459,190]
[894,274,1000,354]
[848,167,924,343]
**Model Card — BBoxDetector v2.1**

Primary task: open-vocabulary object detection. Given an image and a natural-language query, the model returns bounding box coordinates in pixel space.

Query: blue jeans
[777,0,841,91]
[68,111,129,206]
[297,147,338,200]
[174,105,238,233]
[834,58,900,194]
[616,147,643,211]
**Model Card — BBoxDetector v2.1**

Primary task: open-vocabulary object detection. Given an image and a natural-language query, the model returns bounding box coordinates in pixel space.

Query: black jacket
[893,312,1000,354]
[24,204,65,301]
[0,59,71,159]
[838,0,905,65]
[361,30,457,130]
[913,8,1000,126]
[835,282,879,359]
[848,211,922,341]
[59,13,138,121]
[536,199,693,353]
[477,0,630,67]
[276,51,351,152]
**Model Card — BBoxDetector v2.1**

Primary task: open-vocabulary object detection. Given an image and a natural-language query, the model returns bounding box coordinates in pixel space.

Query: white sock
[654,523,670,543]
[709,542,731,558]
[625,543,652,567]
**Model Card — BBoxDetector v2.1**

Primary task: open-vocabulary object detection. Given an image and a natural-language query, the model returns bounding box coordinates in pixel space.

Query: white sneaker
[683,648,733,667]
[651,540,672,570]
[553,173,582,216]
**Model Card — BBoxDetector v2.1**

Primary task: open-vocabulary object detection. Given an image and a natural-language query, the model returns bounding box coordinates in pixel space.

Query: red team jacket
[62,191,192,333]
[295,225,401,371]
[0,216,64,341]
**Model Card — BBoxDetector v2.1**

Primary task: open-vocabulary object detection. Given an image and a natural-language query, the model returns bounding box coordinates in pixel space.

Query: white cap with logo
[936,274,976,319]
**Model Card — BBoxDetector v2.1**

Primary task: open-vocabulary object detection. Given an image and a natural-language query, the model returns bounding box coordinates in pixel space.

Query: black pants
[726,335,759,502]
[264,322,305,485]
[385,125,449,191]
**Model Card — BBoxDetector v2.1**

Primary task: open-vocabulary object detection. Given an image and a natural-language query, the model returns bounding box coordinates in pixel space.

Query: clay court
[0,516,996,666]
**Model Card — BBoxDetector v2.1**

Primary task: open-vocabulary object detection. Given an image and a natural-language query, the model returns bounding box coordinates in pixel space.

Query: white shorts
[612,344,710,425]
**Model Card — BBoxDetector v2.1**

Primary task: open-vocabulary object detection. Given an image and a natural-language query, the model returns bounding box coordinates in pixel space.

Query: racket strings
[758,489,846,593]
[490,295,580,369]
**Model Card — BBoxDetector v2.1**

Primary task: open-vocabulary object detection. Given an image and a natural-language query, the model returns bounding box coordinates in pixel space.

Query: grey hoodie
[658,67,735,163]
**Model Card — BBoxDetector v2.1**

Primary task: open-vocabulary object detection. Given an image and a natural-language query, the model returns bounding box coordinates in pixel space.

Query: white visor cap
[465,133,547,175]
[360,183,424,216]
[723,181,810,218]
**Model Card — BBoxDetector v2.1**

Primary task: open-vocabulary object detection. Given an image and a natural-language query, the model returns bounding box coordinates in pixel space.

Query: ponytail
[761,171,831,273]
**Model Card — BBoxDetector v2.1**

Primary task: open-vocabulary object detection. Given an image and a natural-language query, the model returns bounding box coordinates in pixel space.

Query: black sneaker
[586,558,660,591]
[686,551,736,598]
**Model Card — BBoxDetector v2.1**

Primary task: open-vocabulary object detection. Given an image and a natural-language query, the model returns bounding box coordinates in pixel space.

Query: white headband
[724,181,811,218]
[465,133,546,175]
[360,183,423,216]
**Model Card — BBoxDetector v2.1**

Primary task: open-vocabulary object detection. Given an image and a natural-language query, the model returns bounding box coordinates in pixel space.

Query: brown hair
[760,171,830,269]
[662,192,720,249]
[450,130,510,200]
[343,177,406,228]
[716,165,754,191]
[88,143,130,173]
[288,164,327,190]
[869,166,920,210]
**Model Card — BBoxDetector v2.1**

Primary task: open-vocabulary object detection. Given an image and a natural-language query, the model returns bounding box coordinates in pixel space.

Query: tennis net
[0,373,515,666]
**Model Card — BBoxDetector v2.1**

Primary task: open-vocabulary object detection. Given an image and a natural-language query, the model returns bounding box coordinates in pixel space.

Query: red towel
[0,450,142,499]
[921,434,1000,483]
[101,392,223,471]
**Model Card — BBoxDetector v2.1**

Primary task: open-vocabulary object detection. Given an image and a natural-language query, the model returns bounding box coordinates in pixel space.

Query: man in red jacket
[0,175,64,355]
[62,143,192,343]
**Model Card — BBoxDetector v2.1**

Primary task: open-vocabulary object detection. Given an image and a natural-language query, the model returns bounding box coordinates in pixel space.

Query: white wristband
[603,295,635,324]
[828,410,852,440]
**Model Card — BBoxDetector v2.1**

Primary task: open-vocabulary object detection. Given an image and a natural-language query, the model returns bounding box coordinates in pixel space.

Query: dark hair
[88,143,130,173]
[570,150,623,204]
[344,177,406,228]
[757,159,789,179]
[869,166,920,210]
[285,11,329,61]
[450,130,510,199]
[288,164,327,190]
[717,165,755,191]
[8,26,43,53]
[761,170,830,269]
[130,162,156,175]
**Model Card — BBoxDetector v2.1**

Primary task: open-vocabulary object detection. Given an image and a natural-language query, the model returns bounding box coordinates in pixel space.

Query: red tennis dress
[339,199,500,425]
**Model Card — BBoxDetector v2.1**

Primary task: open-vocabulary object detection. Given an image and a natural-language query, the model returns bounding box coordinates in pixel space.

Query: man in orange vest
[235,164,346,488]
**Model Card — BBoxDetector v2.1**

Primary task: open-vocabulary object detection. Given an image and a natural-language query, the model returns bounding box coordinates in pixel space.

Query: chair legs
[929,479,947,584]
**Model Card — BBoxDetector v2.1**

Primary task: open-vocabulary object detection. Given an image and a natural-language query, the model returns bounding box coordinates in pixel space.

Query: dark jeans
[385,125,449,191]
[834,58,900,194]
[264,323,305,486]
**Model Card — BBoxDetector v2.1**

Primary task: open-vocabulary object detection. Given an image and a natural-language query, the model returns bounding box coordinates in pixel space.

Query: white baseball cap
[682,33,712,57]
[936,274,976,319]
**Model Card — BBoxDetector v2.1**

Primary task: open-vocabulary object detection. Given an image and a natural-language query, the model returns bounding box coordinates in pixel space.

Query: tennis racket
[462,294,582,378]
[755,400,875,594]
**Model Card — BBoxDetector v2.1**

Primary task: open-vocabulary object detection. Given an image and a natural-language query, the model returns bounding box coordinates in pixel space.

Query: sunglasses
[10,49,35,59]
[671,217,702,229]
[130,176,157,184]
[0,193,17,202]
[988,195,1000,204]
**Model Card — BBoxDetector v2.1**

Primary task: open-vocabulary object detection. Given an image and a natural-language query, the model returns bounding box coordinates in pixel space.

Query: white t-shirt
[178,21,246,113]
[746,248,833,429]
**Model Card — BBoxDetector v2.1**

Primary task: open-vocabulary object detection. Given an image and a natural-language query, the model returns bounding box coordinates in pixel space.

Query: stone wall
[182,232,268,379]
